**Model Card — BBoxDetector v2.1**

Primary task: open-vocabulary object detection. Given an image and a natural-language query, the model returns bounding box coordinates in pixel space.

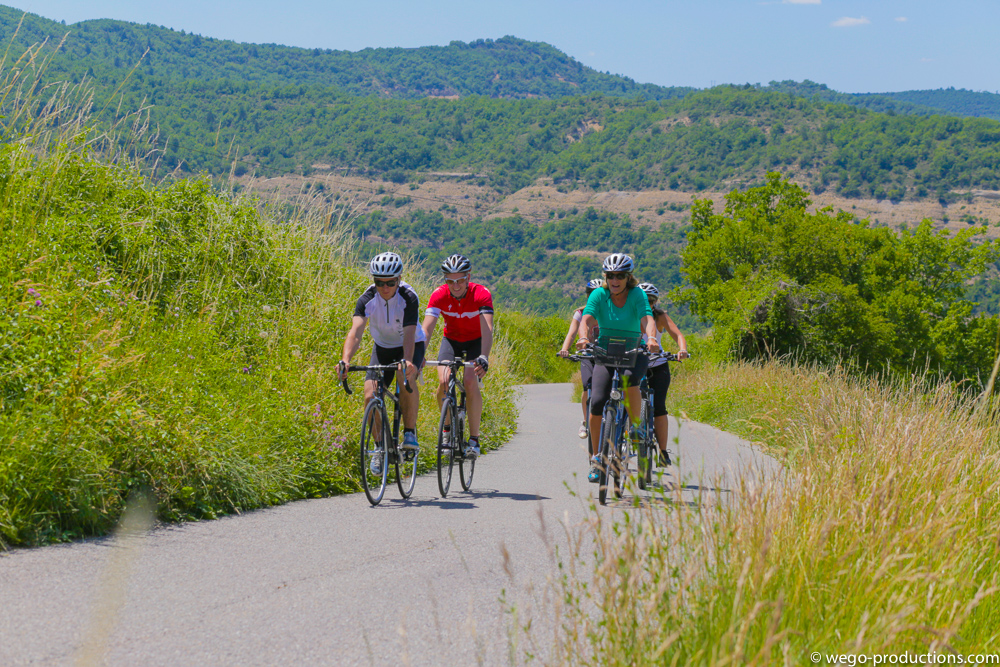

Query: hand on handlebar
[403,359,419,382]
[647,339,661,354]
[678,350,690,360]
[556,349,570,358]
[575,338,591,351]
[338,360,349,380]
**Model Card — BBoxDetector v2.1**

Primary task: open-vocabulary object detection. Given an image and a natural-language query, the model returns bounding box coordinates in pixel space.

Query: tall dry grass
[527,361,1000,664]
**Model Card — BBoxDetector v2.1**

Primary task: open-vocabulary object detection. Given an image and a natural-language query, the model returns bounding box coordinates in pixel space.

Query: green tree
[679,173,1000,386]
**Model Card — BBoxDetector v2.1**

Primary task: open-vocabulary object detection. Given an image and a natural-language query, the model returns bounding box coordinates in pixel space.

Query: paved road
[0,384,779,666]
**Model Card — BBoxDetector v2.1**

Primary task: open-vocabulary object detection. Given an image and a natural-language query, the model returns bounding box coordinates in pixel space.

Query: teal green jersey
[582,287,652,337]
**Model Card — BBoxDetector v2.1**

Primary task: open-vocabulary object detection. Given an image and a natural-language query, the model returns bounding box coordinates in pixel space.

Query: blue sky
[6,1,998,94]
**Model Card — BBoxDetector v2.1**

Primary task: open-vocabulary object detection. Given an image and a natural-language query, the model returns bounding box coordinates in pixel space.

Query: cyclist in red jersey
[421,254,493,460]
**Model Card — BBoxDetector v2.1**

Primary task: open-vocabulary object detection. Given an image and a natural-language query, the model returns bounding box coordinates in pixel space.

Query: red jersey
[426,282,494,342]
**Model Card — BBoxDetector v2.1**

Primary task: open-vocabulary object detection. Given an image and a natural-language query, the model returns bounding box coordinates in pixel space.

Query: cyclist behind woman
[576,253,661,483]
[421,254,493,460]
[338,252,424,473]
[557,278,605,440]
[637,282,690,466]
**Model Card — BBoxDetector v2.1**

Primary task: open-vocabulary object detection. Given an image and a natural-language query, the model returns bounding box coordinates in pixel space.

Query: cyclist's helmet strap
[602,253,634,273]
[441,254,472,273]
[369,252,404,277]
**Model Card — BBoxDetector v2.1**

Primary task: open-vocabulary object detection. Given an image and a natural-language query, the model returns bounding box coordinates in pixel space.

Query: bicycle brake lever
[400,361,413,393]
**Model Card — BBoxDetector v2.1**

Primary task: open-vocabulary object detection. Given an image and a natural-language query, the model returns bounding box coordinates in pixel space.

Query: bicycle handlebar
[338,360,413,395]
[557,347,687,363]
[424,359,477,369]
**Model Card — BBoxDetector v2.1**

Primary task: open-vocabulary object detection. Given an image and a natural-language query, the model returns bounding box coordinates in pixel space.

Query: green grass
[0,57,564,546]
[526,360,1000,664]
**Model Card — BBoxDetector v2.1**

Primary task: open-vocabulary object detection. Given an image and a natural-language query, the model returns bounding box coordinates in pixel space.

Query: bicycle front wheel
[395,418,418,501]
[360,400,389,506]
[458,410,475,491]
[437,399,456,497]
[637,402,650,491]
[597,403,616,506]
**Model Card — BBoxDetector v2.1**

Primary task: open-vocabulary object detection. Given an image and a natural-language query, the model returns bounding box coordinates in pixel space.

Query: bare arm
[641,315,661,353]
[402,324,417,380]
[421,313,438,345]
[577,314,597,348]
[558,314,581,356]
[340,315,367,378]
[479,312,494,358]
[658,313,689,359]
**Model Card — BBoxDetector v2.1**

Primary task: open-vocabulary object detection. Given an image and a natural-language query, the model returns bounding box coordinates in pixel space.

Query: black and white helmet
[602,253,634,273]
[369,252,403,277]
[441,254,472,274]
[638,283,659,299]
[586,278,605,292]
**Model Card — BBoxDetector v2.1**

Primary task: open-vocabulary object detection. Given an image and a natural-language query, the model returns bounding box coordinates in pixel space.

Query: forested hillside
[767,80,1000,122]
[354,207,698,327]
[0,6,690,100]
[5,5,1000,202]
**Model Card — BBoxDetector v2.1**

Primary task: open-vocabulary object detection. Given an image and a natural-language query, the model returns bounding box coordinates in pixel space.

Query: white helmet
[440,254,472,274]
[638,283,659,299]
[602,253,634,273]
[586,278,605,292]
[369,252,403,277]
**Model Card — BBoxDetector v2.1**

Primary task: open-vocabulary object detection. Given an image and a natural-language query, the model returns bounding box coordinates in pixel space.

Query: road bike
[425,358,477,497]
[339,360,416,506]
[637,352,679,490]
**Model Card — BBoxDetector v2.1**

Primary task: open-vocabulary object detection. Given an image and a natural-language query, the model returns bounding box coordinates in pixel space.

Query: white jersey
[352,282,427,349]
[642,326,668,368]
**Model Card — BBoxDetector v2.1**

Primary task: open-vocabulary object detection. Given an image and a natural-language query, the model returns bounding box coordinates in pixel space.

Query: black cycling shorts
[438,337,482,362]
[366,342,425,387]
[579,358,595,391]
[589,354,650,417]
[646,363,671,417]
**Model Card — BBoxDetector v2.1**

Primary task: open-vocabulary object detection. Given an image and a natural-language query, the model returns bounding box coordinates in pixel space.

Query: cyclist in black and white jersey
[339,252,425,464]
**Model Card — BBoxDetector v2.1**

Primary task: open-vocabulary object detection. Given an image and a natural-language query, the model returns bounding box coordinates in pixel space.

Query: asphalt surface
[0,383,780,666]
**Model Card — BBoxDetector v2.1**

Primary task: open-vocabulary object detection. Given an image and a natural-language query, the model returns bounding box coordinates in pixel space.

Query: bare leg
[626,385,642,427]
[465,371,482,438]
[364,379,382,438]
[397,369,419,429]
[654,415,669,452]
[588,413,602,457]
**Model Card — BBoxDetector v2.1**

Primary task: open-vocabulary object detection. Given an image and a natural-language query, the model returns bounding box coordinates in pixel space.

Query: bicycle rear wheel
[458,410,475,491]
[597,403,616,506]
[437,399,456,497]
[614,423,626,499]
[360,401,389,506]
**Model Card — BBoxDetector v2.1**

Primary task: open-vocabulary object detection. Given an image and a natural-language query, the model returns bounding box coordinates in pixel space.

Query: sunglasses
[445,276,469,285]
[605,272,630,281]
[374,278,398,288]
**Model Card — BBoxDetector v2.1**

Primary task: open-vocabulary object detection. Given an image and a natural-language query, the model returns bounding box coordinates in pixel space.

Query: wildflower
[34,300,42,307]
[27,288,39,297]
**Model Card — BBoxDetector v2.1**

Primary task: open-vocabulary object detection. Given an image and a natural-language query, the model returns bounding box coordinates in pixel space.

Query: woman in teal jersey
[576,253,660,483]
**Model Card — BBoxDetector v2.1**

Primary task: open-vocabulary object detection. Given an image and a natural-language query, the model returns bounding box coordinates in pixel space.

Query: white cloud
[895,16,908,22]
[832,16,871,28]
